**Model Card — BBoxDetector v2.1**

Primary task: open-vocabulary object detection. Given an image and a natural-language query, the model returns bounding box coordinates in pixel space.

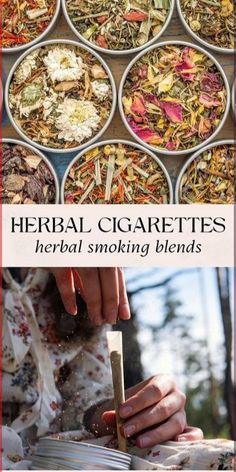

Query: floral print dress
[2,268,235,470]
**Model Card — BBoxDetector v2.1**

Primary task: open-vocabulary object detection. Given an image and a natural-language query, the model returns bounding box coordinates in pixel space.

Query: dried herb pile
[2,143,56,204]
[64,143,170,204]
[8,44,113,150]
[180,0,235,50]
[1,0,57,48]
[179,144,235,204]
[65,0,171,51]
[122,45,227,152]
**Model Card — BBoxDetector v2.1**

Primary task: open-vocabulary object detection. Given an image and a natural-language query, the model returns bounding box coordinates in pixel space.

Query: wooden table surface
[2,4,234,185]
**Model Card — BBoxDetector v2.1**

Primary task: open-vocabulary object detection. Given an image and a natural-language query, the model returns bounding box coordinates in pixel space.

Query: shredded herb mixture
[64,143,170,204]
[179,144,235,204]
[1,0,57,48]
[8,44,113,150]
[180,0,235,50]
[122,45,227,152]
[65,0,171,51]
[2,143,57,204]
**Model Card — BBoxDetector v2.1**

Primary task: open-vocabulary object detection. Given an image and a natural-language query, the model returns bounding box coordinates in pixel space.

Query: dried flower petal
[122,44,227,151]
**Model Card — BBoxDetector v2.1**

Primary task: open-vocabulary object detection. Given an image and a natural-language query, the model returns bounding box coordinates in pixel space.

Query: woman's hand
[48,267,130,325]
[102,374,203,448]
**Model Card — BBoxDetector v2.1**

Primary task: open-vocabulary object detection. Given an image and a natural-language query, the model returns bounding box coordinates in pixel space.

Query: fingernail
[123,424,135,437]
[120,304,131,320]
[119,405,132,417]
[177,436,187,442]
[139,436,151,448]
[68,304,77,316]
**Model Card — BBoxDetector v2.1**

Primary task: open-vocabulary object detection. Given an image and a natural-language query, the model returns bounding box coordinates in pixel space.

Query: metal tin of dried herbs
[177,0,235,55]
[2,138,59,204]
[2,0,61,54]
[232,79,236,119]
[61,139,173,204]
[32,438,132,470]
[119,41,230,156]
[175,140,235,204]
[62,0,175,56]
[5,39,116,153]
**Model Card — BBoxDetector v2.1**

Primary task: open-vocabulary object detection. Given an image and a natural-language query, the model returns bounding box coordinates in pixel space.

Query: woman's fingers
[122,390,186,438]
[117,268,131,320]
[136,410,186,448]
[50,268,77,316]
[119,375,175,419]
[174,426,204,442]
[98,268,119,324]
[77,268,103,325]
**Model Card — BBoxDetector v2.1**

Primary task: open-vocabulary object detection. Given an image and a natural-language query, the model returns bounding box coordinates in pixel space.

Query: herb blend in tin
[64,143,170,204]
[121,45,227,152]
[64,0,172,51]
[2,143,57,204]
[8,44,113,150]
[1,0,57,49]
[178,144,235,204]
[179,0,235,51]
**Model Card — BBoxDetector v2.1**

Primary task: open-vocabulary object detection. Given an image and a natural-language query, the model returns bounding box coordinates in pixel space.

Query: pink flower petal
[175,47,194,82]
[129,120,161,143]
[159,101,183,123]
[131,95,147,116]
[201,73,223,92]
[166,141,177,150]
[199,93,221,108]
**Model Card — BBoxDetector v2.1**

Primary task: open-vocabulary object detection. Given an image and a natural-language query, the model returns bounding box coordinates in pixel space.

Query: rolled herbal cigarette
[106,331,127,452]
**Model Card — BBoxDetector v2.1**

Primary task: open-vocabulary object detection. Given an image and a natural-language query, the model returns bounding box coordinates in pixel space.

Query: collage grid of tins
[2,0,235,205]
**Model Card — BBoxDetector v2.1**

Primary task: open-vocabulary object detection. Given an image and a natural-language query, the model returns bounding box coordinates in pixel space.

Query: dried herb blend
[2,143,57,204]
[1,0,57,48]
[65,0,171,51]
[8,44,113,149]
[179,0,235,51]
[64,143,170,204]
[179,144,235,204]
[122,45,227,152]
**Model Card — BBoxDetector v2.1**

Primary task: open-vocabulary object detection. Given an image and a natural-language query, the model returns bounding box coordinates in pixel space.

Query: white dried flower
[14,50,39,84]
[91,80,110,100]
[55,98,101,143]
[43,47,85,82]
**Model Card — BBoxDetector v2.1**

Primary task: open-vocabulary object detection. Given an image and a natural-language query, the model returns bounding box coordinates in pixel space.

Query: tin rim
[61,0,175,56]
[2,137,60,203]
[176,0,235,55]
[5,39,117,154]
[60,139,174,204]
[175,139,235,203]
[118,40,231,156]
[2,0,61,54]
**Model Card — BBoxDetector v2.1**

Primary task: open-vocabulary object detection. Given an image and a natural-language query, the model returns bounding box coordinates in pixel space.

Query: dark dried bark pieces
[2,143,56,204]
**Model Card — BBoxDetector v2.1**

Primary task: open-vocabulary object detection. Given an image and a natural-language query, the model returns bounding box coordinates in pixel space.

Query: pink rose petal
[131,95,147,116]
[159,101,183,123]
[201,73,223,92]
[199,93,221,108]
[129,120,161,143]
